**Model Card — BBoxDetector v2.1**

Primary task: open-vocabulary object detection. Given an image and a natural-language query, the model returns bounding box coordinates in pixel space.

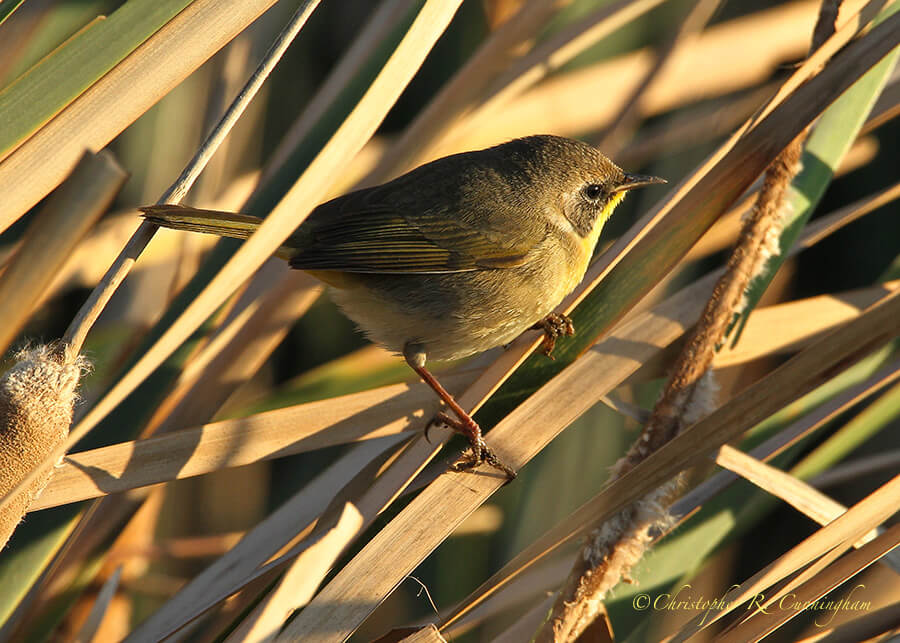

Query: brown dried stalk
[535,2,843,641]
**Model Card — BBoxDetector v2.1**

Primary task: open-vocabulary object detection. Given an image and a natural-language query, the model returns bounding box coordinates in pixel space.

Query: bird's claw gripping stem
[533,313,575,359]
[434,412,517,480]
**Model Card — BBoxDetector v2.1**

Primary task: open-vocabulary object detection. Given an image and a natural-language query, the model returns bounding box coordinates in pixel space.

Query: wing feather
[287,193,542,274]
[285,152,551,274]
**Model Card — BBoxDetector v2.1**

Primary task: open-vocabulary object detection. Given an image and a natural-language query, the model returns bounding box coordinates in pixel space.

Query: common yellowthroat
[142,135,664,479]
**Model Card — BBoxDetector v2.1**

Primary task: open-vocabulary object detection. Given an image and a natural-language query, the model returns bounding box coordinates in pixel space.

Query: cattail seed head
[0,345,88,549]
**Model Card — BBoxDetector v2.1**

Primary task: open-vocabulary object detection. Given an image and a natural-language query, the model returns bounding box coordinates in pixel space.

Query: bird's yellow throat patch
[581,190,627,258]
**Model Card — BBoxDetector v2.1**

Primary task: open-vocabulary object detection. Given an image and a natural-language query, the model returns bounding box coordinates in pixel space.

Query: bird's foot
[434,411,517,480]
[533,313,575,359]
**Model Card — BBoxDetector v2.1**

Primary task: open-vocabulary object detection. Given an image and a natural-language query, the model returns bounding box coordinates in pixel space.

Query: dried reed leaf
[714,445,879,548]
[0,0,280,234]
[32,370,478,511]
[615,83,779,169]
[0,0,194,163]
[713,281,900,368]
[441,558,571,639]
[124,438,405,643]
[0,150,126,354]
[443,358,900,634]
[672,492,900,641]
[227,502,367,643]
[790,370,900,491]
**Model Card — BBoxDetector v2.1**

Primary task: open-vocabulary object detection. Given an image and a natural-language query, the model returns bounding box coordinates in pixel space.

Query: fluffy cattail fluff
[0,345,87,550]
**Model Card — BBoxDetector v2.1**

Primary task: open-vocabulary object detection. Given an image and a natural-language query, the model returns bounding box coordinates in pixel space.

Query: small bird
[142,135,664,479]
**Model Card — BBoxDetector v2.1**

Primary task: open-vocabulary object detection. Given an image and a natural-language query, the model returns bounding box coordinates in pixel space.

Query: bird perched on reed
[142,135,665,479]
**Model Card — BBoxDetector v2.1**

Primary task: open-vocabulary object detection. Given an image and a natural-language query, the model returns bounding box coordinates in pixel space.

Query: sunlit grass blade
[123,438,406,643]
[713,445,879,548]
[0,0,24,27]
[0,0,281,234]
[0,0,194,163]
[671,477,900,640]
[32,369,480,511]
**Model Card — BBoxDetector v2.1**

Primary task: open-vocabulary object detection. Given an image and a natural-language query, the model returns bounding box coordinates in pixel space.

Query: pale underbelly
[327,265,576,362]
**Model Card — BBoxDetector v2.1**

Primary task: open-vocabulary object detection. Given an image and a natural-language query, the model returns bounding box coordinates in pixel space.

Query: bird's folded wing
[287,203,539,274]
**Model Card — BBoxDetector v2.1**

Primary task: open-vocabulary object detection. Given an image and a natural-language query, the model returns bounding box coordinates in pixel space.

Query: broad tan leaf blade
[0,0,281,235]
[0,0,194,163]
[124,437,407,643]
[641,281,899,378]
[32,370,479,511]
[670,476,900,641]
[714,445,879,548]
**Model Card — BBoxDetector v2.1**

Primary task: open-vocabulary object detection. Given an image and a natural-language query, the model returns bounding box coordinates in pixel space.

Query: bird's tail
[140,204,262,240]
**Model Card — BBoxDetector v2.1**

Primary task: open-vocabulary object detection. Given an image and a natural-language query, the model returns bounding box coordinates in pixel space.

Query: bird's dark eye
[582,183,605,201]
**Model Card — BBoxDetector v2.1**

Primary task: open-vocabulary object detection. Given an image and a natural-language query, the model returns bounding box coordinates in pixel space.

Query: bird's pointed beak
[612,173,667,193]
